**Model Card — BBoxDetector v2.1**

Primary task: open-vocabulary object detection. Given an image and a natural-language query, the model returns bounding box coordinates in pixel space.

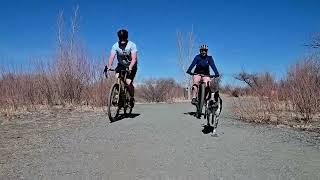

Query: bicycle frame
[117,70,128,98]
[197,79,207,118]
[191,73,215,118]
[105,68,133,121]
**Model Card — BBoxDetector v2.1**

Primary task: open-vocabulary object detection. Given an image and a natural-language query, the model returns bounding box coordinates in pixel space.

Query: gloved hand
[104,65,108,73]
[104,65,109,78]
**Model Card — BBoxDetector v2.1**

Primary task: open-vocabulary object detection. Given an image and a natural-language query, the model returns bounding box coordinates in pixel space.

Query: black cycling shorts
[115,63,137,81]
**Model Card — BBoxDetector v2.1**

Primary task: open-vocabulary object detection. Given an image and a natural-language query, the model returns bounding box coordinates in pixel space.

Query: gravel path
[1,100,320,180]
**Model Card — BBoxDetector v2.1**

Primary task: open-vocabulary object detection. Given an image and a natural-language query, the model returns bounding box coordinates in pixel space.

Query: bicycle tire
[123,91,128,115]
[197,83,205,118]
[108,84,120,122]
[126,85,134,115]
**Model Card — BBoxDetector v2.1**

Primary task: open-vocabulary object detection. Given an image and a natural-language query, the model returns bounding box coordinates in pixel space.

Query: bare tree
[234,70,278,97]
[57,10,64,57]
[308,32,320,49]
[70,5,79,56]
[234,70,258,88]
[53,5,93,105]
[286,57,320,121]
[176,27,195,100]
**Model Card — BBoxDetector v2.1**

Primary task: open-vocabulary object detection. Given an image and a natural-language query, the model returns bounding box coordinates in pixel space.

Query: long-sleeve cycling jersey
[186,54,219,76]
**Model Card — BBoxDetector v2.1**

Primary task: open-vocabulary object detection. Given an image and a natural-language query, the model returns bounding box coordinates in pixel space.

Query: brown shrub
[285,57,320,121]
[232,56,320,124]
[136,78,184,102]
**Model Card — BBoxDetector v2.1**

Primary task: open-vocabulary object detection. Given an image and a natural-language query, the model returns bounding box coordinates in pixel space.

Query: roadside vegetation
[227,53,320,132]
[0,6,319,133]
[0,7,187,116]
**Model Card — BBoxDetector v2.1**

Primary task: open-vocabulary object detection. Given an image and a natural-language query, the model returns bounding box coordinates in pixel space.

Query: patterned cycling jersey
[111,41,137,67]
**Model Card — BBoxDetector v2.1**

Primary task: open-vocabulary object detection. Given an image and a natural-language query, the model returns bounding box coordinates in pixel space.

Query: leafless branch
[70,5,79,56]
[306,32,320,49]
[176,27,195,99]
[57,10,64,57]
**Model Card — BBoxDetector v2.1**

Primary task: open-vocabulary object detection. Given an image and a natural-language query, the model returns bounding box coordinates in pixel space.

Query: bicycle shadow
[111,113,141,123]
[183,112,204,119]
[183,112,197,117]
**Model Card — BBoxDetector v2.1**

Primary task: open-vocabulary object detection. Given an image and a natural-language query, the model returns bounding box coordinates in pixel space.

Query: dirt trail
[1,99,320,179]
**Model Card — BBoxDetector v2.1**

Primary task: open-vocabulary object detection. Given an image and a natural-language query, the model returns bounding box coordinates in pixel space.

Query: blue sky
[1,0,320,85]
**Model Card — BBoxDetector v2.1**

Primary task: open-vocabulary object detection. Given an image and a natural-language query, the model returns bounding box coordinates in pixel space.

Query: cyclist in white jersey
[105,29,138,107]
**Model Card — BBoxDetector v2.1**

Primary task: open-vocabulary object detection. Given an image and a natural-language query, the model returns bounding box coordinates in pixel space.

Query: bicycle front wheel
[108,84,120,122]
[197,83,205,118]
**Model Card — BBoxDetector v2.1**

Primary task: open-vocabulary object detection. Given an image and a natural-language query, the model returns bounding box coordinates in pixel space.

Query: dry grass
[231,56,320,131]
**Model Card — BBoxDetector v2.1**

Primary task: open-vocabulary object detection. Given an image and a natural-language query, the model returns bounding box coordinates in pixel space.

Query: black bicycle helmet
[117,29,128,41]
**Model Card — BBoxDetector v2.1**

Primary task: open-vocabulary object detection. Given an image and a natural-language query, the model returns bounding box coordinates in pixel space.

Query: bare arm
[129,51,137,70]
[129,43,138,70]
[107,53,116,69]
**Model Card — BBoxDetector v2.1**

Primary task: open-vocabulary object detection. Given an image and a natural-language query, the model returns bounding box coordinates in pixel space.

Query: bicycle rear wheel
[125,88,134,115]
[108,84,120,122]
[197,83,205,118]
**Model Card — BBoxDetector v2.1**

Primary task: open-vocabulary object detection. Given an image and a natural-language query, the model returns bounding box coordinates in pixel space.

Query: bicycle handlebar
[104,68,114,78]
[189,73,217,78]
[104,68,131,78]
